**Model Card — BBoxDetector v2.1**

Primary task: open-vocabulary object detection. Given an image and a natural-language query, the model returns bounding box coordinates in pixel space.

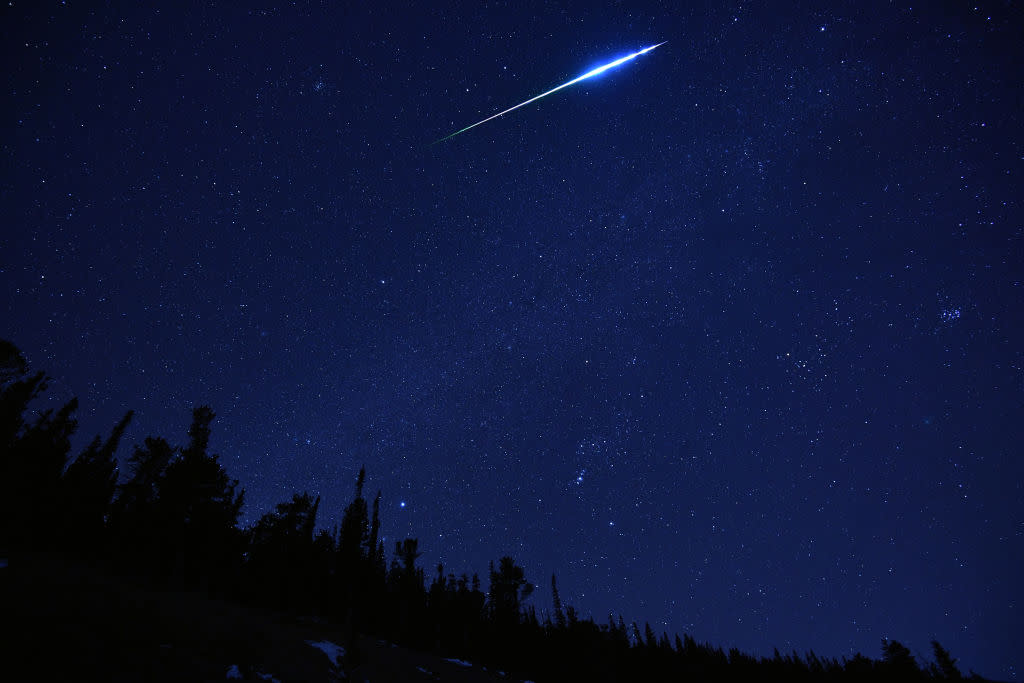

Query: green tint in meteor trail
[434,42,666,144]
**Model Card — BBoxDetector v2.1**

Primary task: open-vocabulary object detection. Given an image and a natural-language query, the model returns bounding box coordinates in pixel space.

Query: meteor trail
[433,42,666,144]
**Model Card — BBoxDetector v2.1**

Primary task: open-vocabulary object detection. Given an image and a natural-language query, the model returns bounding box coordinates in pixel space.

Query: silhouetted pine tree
[364,489,387,631]
[246,491,321,609]
[644,621,658,649]
[310,526,337,617]
[157,406,244,587]
[109,434,175,569]
[0,340,43,449]
[1,384,78,548]
[336,466,371,623]
[929,640,962,680]
[487,556,532,626]
[389,538,426,645]
[428,563,447,649]
[369,490,382,567]
[551,573,567,630]
[430,570,486,658]
[880,639,924,681]
[59,410,133,552]
[0,339,27,379]
[844,651,876,678]
[481,556,534,671]
[1,340,52,549]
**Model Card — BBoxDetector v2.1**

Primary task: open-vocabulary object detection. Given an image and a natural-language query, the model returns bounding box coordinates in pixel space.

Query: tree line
[0,338,985,681]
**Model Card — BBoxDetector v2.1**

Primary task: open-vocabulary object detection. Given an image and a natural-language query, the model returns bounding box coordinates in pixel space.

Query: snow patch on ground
[445,657,473,667]
[226,664,280,681]
[306,640,346,664]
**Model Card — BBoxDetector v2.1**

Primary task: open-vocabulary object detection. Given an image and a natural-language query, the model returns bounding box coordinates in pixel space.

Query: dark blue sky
[3,1,1021,679]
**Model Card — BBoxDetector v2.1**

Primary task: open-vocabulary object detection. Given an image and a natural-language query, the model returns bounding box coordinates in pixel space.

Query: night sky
[3,1,1022,679]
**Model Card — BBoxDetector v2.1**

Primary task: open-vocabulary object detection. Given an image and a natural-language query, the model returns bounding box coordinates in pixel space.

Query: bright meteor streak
[433,42,666,144]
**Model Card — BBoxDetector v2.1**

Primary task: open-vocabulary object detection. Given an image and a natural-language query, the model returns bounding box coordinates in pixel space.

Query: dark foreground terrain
[3,552,520,683]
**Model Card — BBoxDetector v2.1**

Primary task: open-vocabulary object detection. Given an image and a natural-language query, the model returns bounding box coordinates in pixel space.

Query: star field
[2,1,1021,679]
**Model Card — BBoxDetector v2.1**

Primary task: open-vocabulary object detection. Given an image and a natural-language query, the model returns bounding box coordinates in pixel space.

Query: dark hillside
[4,552,514,683]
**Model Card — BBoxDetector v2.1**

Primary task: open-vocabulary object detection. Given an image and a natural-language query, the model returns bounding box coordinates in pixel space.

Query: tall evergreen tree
[158,406,244,586]
[369,490,384,573]
[247,491,321,608]
[60,410,133,550]
[0,339,27,381]
[880,639,922,680]
[336,466,388,634]
[337,467,369,567]
[644,621,658,649]
[111,436,175,525]
[488,556,533,626]
[388,537,426,645]
[929,640,962,680]
[0,339,44,452]
[2,390,79,548]
[0,340,53,549]
[551,574,567,630]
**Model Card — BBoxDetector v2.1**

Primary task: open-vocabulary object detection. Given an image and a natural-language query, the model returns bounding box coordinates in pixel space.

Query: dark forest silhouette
[0,338,989,681]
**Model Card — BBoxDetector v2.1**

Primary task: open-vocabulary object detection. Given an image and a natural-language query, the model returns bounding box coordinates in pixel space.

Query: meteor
[433,41,666,144]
